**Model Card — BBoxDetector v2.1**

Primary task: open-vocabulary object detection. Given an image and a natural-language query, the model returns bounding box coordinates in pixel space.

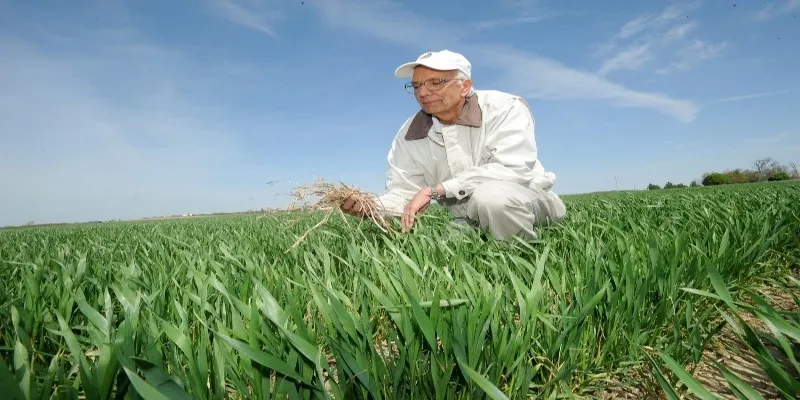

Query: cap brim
[394,59,461,78]
[394,62,421,78]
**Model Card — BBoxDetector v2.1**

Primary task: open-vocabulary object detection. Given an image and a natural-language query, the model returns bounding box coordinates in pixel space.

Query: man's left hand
[402,187,433,232]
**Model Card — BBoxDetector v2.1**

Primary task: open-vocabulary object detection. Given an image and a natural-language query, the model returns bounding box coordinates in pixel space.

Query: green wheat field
[1,181,799,399]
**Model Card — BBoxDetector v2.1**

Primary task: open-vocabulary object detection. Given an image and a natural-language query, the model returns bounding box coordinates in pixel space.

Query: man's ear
[461,79,473,97]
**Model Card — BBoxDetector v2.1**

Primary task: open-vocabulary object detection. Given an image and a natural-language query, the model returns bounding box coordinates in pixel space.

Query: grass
[0,181,798,399]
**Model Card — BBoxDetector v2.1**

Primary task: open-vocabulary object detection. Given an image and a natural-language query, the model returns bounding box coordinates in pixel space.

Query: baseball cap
[394,49,472,79]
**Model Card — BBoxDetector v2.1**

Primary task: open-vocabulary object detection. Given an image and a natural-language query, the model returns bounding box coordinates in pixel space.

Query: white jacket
[376,89,557,218]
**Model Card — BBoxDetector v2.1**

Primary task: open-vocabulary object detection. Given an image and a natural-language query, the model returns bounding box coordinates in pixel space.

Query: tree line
[647,157,799,190]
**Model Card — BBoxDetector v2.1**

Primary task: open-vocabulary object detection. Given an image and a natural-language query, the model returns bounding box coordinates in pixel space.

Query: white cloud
[596,44,652,75]
[470,15,551,31]
[656,39,726,74]
[470,44,697,122]
[597,2,722,75]
[0,33,279,226]
[503,0,547,13]
[662,21,699,43]
[310,0,698,122]
[753,0,800,21]
[207,0,282,37]
[617,15,652,40]
[313,0,463,48]
[613,2,701,41]
[709,89,792,104]
[469,0,582,30]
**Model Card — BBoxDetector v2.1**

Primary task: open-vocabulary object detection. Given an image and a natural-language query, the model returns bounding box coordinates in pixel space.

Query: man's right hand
[340,195,366,218]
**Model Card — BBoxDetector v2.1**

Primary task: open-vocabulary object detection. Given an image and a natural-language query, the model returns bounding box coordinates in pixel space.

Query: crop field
[1,181,799,399]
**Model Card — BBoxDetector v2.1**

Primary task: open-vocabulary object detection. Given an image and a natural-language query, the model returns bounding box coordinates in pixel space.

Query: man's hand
[401,187,434,232]
[341,195,367,218]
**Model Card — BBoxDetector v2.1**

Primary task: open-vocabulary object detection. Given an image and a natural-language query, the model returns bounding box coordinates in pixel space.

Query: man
[341,49,566,240]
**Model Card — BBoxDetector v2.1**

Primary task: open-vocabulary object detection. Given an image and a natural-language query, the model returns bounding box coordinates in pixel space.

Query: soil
[690,281,800,399]
[602,269,800,399]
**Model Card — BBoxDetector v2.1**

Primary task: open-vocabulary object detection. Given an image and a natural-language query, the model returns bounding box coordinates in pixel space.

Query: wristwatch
[430,185,444,201]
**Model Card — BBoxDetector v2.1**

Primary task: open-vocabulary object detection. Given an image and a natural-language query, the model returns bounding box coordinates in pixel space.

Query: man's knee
[465,181,532,229]
[466,180,566,226]
[468,181,512,214]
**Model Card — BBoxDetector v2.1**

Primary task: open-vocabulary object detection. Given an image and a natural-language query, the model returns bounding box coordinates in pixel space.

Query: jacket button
[459,190,465,195]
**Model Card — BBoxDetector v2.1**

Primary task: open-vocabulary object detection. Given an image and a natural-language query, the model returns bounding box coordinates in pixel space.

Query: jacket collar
[404,94,482,141]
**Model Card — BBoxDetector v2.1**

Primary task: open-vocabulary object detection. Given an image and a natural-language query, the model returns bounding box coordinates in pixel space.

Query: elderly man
[341,49,566,240]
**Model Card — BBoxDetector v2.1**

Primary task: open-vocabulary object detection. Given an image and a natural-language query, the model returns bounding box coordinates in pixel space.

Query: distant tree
[702,173,731,186]
[789,162,799,179]
[768,171,791,181]
[688,157,797,188]
[662,181,687,189]
[690,180,700,187]
[752,157,773,179]
[724,168,760,184]
[647,183,661,190]
[766,159,786,175]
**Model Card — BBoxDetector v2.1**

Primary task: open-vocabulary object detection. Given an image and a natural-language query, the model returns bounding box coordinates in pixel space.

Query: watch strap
[431,185,442,200]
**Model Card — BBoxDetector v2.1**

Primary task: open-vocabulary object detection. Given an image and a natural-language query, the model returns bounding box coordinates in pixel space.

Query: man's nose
[417,85,431,97]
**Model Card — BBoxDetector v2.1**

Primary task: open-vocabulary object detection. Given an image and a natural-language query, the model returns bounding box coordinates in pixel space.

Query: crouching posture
[342,49,566,240]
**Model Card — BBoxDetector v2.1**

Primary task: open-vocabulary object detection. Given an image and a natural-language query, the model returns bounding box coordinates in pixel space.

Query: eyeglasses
[404,77,462,94]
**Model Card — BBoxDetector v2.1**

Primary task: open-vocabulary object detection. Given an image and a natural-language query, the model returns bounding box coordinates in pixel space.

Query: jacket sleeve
[440,96,548,200]
[375,119,426,217]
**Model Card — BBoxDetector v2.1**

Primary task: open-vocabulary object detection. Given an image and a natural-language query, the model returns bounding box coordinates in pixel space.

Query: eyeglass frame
[404,77,464,94]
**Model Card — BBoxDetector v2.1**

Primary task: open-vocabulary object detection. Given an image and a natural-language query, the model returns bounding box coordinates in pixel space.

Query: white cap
[394,49,472,79]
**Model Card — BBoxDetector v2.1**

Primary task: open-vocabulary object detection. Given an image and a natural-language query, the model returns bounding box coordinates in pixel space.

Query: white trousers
[449,180,566,240]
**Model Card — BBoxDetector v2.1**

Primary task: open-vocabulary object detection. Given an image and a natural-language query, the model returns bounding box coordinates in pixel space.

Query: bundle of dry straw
[277,178,393,248]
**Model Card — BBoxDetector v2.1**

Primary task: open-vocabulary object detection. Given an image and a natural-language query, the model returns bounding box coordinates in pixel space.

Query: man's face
[411,66,471,115]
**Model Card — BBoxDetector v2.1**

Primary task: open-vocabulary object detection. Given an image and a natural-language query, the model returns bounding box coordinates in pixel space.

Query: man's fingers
[402,216,413,233]
[342,196,365,216]
[402,203,417,232]
[341,196,354,210]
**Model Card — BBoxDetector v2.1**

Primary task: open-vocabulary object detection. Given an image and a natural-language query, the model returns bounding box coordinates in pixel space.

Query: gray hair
[455,70,475,97]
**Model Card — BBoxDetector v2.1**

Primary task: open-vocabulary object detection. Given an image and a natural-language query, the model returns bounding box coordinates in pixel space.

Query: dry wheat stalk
[277,178,393,249]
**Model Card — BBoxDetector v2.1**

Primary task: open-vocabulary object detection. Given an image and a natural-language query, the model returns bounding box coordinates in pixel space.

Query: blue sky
[1,0,798,226]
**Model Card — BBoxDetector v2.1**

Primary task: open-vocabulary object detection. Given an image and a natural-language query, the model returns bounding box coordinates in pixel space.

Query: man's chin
[421,105,440,114]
